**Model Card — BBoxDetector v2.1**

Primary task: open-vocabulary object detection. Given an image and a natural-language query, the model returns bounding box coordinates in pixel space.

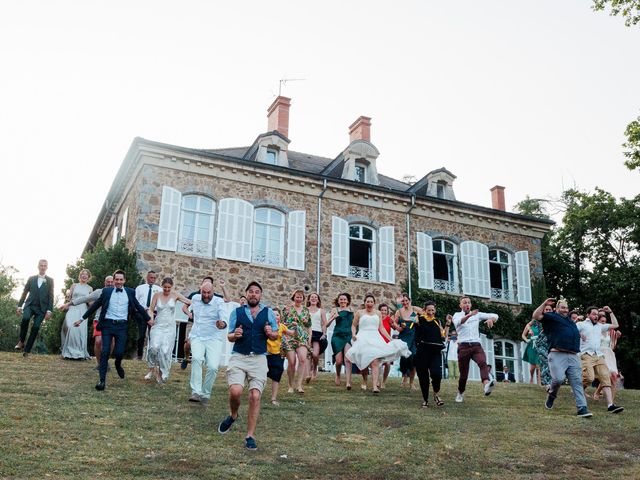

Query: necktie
[116,288,123,293]
[146,284,153,307]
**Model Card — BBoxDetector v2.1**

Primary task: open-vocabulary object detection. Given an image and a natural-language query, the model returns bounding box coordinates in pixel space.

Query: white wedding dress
[147,297,177,381]
[346,312,411,370]
[61,283,92,360]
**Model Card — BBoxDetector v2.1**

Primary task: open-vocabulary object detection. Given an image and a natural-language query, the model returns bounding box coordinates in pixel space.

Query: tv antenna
[278,77,306,96]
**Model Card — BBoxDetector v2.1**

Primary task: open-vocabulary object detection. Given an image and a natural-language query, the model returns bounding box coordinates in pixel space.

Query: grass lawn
[1,352,638,479]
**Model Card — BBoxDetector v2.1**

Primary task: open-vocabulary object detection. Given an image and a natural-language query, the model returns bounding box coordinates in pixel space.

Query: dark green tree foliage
[623,116,640,171]
[593,0,640,26]
[544,189,640,387]
[40,239,142,355]
[0,264,20,351]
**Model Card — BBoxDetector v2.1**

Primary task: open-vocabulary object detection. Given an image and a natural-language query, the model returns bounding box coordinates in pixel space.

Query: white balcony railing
[491,288,513,301]
[252,249,284,267]
[348,265,376,281]
[434,279,459,293]
[178,239,212,257]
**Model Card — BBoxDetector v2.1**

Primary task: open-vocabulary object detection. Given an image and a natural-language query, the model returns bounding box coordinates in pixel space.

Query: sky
[0,0,638,297]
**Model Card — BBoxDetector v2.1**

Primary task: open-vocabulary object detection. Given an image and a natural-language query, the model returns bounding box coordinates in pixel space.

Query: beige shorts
[226,354,268,393]
[581,353,611,387]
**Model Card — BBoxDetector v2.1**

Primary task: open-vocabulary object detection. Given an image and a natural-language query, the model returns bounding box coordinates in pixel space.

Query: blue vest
[232,306,269,355]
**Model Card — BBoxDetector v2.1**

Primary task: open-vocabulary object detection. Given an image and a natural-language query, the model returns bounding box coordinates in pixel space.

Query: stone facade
[91,140,551,310]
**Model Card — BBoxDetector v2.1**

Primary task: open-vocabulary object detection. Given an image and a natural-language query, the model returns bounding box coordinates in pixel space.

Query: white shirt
[37,275,46,288]
[452,310,498,343]
[105,289,129,320]
[447,338,458,361]
[135,283,163,308]
[189,294,225,342]
[577,320,610,356]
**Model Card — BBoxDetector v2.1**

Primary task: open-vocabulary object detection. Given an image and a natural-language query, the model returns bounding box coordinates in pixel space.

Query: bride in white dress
[60,269,92,360]
[346,294,411,393]
[145,277,191,383]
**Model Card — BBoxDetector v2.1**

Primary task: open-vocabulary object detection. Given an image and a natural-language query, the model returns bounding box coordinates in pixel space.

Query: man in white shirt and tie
[452,296,498,403]
[135,271,162,360]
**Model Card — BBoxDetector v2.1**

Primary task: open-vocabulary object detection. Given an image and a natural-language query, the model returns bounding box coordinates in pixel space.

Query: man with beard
[217,281,278,451]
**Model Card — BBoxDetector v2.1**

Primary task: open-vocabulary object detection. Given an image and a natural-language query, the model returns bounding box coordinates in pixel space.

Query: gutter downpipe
[406,195,416,297]
[316,178,329,293]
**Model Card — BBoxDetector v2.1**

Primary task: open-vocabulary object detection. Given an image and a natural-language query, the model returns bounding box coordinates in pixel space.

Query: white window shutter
[157,186,181,251]
[287,210,306,271]
[461,241,490,298]
[378,226,395,284]
[331,216,348,277]
[216,198,254,262]
[417,232,434,290]
[515,250,532,304]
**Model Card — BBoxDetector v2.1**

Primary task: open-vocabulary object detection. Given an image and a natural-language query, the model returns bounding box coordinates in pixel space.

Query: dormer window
[354,160,368,183]
[436,181,446,199]
[265,149,278,165]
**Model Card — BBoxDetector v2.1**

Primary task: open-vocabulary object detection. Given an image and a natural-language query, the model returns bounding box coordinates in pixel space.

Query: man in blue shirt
[533,298,592,418]
[217,281,278,451]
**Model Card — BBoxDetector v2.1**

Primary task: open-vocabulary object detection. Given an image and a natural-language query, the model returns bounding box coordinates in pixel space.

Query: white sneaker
[144,372,154,380]
[484,380,495,396]
[455,392,464,403]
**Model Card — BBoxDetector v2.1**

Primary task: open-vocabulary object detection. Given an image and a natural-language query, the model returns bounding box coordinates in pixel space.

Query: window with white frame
[436,182,446,199]
[494,340,518,382]
[354,160,368,183]
[349,224,376,280]
[489,249,513,301]
[178,195,216,257]
[433,239,458,293]
[331,217,395,284]
[252,208,285,267]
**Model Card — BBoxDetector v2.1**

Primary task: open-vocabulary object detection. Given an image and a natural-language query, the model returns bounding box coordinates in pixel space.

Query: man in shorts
[217,281,278,451]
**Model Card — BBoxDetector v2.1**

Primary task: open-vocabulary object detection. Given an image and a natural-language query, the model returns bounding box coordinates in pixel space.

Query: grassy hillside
[1,352,638,479]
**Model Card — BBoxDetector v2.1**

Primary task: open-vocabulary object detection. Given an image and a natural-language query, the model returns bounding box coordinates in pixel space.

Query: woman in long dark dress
[327,292,354,390]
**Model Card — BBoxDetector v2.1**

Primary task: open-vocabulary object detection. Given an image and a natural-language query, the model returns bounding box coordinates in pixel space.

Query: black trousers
[20,307,46,353]
[136,317,149,358]
[99,319,128,382]
[415,345,443,402]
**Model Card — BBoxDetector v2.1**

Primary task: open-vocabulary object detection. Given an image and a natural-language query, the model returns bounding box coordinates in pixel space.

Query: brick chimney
[349,116,371,142]
[491,185,506,211]
[267,96,291,138]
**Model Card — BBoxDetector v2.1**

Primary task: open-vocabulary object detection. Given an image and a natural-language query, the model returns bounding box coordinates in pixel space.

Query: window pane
[500,251,509,263]
[444,241,454,254]
[494,342,503,356]
[266,150,277,165]
[350,239,372,269]
[362,227,373,241]
[433,239,442,252]
[271,210,284,226]
[354,165,365,183]
[505,342,514,357]
[183,196,197,210]
[201,197,213,213]
[255,209,268,223]
[349,225,360,238]
[433,253,450,281]
[489,250,497,262]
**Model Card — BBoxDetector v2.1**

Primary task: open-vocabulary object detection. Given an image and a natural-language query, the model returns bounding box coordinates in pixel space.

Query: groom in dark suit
[16,259,54,357]
[83,269,150,391]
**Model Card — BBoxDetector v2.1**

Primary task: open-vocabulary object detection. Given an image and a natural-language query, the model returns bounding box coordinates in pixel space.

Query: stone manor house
[84,96,553,381]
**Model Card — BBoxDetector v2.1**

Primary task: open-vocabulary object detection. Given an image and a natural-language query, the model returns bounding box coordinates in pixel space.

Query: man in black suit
[83,269,150,391]
[15,259,54,357]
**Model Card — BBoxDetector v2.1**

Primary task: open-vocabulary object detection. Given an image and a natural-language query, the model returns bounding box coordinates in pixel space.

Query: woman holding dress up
[144,277,191,383]
[61,269,93,360]
[393,293,424,390]
[414,301,450,407]
[346,294,411,394]
[306,292,328,383]
[327,293,354,390]
[281,289,312,394]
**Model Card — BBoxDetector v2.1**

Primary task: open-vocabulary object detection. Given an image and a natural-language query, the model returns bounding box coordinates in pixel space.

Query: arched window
[252,208,285,267]
[493,340,518,382]
[489,249,513,301]
[178,195,216,257]
[433,239,458,293]
[348,224,376,280]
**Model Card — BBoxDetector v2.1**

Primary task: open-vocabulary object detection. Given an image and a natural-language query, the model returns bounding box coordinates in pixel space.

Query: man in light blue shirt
[188,281,227,405]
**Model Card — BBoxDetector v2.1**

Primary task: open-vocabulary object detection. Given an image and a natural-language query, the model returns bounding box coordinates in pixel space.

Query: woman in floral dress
[281,289,312,394]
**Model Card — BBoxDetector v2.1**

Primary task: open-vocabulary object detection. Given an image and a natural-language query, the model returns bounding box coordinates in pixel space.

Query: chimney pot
[267,96,291,138]
[491,185,506,211]
[348,116,371,143]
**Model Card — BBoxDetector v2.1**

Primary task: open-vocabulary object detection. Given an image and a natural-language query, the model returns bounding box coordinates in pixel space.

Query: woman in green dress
[327,292,354,390]
[393,293,424,390]
[521,320,541,385]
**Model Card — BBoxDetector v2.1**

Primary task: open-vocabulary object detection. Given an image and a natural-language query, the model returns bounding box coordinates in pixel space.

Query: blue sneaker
[545,394,555,410]
[180,359,188,370]
[218,415,237,434]
[245,436,258,451]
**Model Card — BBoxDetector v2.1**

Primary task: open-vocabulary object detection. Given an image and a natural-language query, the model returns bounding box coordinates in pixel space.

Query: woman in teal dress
[521,321,541,384]
[393,293,424,390]
[327,292,354,390]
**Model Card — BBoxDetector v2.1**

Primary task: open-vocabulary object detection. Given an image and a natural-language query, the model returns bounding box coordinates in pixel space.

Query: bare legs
[286,346,309,393]
[334,346,353,388]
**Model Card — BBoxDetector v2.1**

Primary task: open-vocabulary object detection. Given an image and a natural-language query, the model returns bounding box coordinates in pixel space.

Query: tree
[0,263,20,351]
[40,239,142,355]
[623,115,640,171]
[542,188,640,387]
[593,0,640,26]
